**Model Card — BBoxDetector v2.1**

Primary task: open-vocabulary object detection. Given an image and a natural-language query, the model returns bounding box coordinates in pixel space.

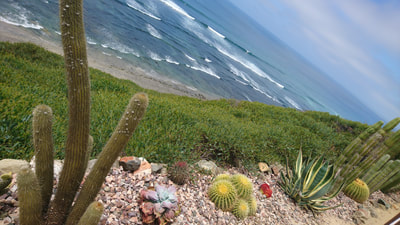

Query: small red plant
[260,183,272,198]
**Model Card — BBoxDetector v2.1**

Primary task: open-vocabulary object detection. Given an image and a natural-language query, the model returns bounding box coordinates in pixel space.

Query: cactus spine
[17,167,43,225]
[169,161,189,185]
[230,174,253,199]
[208,180,237,211]
[32,105,54,214]
[77,201,104,225]
[343,178,370,203]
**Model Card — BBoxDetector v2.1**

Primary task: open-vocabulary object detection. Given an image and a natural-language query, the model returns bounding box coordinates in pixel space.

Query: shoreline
[0,21,219,100]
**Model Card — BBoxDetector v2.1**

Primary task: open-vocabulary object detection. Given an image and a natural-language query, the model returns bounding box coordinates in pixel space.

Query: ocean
[0,0,381,124]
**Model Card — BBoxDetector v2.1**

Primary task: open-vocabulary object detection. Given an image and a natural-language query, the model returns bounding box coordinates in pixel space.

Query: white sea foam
[252,86,272,99]
[284,96,302,110]
[102,52,112,56]
[207,26,225,39]
[126,0,161,20]
[204,58,212,63]
[101,40,139,57]
[234,79,248,86]
[86,37,97,45]
[116,56,123,59]
[165,56,179,65]
[228,64,250,83]
[55,31,61,35]
[0,15,43,30]
[146,24,162,39]
[186,64,220,79]
[159,0,195,20]
[148,51,163,61]
[216,45,284,89]
[184,54,196,62]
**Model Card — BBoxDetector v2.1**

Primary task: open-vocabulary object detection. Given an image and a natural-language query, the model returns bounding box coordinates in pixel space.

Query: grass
[0,42,369,167]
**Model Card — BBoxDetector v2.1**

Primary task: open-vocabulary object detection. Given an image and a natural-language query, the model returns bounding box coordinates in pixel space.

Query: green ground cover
[0,42,368,167]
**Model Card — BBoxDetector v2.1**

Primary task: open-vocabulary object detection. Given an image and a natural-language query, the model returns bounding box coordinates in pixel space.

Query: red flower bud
[260,183,272,198]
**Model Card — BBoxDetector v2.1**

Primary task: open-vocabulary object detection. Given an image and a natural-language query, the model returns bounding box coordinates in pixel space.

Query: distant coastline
[0,21,217,100]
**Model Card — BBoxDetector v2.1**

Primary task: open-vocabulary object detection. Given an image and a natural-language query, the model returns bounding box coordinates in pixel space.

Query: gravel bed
[1,166,399,225]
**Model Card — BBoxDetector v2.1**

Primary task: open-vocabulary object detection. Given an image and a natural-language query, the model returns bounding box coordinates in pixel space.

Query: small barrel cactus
[232,198,250,219]
[247,195,257,216]
[343,178,370,203]
[208,180,237,211]
[168,161,189,185]
[214,173,230,182]
[230,174,253,199]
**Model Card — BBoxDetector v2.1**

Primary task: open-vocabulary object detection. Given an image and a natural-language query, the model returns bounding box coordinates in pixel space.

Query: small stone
[151,163,164,174]
[377,198,391,209]
[104,186,111,192]
[258,162,270,173]
[119,159,141,172]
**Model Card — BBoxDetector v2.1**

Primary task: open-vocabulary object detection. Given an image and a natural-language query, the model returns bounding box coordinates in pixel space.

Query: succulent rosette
[139,184,179,225]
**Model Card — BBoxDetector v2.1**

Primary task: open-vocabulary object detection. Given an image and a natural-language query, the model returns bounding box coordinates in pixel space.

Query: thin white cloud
[278,0,400,121]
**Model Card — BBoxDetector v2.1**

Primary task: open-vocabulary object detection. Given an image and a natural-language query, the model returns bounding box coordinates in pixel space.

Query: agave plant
[279,150,344,212]
[139,184,179,225]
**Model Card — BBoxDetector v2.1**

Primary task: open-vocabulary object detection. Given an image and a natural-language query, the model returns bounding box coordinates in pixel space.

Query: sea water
[0,0,381,124]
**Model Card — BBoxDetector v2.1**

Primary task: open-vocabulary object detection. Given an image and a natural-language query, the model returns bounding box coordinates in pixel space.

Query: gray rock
[151,163,164,174]
[119,159,141,172]
[377,198,391,209]
[271,163,284,175]
[0,159,30,174]
[196,160,222,175]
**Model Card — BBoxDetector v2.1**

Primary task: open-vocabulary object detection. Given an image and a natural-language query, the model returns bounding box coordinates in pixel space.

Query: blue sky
[229,0,400,123]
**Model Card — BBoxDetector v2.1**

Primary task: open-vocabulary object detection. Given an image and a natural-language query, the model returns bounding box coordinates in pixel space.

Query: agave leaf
[303,164,335,199]
[295,149,303,178]
[303,157,324,191]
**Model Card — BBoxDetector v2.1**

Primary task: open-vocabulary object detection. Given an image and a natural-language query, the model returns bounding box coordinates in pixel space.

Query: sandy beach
[0,21,218,100]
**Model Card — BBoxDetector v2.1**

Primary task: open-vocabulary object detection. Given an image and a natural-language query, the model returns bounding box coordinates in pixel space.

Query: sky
[229,0,400,123]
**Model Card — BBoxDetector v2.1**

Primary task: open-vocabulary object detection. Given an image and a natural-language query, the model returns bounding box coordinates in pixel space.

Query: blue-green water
[0,0,381,124]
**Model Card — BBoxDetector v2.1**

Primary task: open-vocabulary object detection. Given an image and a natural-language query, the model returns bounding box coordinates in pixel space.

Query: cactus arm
[18,168,43,225]
[77,201,104,225]
[381,171,400,193]
[66,93,148,225]
[32,105,54,214]
[46,0,91,223]
[369,160,400,193]
[382,117,400,132]
[361,154,390,184]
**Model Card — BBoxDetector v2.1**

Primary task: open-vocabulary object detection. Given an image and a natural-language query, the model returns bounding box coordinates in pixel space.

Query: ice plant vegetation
[139,184,179,225]
[279,149,343,212]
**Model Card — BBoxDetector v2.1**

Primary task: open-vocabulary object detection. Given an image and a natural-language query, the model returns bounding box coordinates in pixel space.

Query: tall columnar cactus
[16,0,149,224]
[367,160,400,193]
[343,178,370,203]
[331,118,400,193]
[77,201,104,225]
[32,105,54,214]
[361,154,390,184]
[17,167,43,225]
[66,93,148,225]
